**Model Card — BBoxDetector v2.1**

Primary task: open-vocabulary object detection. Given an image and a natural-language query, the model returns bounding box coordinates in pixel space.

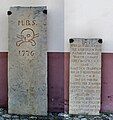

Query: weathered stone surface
[8,7,47,115]
[69,38,102,115]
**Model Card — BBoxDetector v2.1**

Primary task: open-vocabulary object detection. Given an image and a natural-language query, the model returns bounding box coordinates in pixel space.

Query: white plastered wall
[1,0,113,52]
[0,0,64,52]
[65,0,113,53]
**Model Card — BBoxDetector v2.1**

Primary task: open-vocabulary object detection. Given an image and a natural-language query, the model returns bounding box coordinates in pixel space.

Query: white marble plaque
[69,38,102,115]
[8,7,47,115]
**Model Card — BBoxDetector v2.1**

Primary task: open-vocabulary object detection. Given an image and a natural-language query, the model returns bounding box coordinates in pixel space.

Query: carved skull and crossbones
[16,28,39,46]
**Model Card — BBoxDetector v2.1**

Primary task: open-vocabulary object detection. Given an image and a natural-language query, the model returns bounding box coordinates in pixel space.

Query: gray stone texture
[69,38,102,115]
[8,6,47,115]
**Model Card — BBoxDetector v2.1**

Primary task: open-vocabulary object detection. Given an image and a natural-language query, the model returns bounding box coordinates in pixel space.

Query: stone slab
[69,38,102,115]
[8,6,47,115]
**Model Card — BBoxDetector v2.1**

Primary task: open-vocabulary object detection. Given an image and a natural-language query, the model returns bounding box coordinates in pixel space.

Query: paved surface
[0,108,113,120]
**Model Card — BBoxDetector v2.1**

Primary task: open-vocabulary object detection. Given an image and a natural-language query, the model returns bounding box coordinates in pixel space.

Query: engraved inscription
[18,20,37,26]
[69,38,102,115]
[18,50,35,56]
[8,7,47,115]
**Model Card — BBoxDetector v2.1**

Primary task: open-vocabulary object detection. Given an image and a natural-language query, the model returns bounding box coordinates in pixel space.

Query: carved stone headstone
[69,38,102,115]
[8,7,47,115]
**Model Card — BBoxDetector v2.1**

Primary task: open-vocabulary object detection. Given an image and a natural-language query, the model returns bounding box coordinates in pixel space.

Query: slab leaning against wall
[69,38,102,115]
[8,6,47,115]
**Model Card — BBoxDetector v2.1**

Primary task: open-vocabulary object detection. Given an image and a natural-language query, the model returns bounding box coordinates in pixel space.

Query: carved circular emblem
[16,28,39,46]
